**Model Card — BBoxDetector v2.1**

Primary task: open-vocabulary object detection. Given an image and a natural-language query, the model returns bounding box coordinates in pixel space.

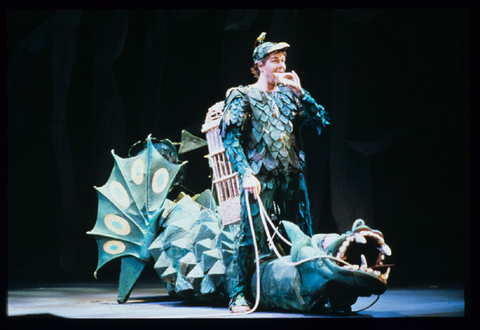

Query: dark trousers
[229,171,313,304]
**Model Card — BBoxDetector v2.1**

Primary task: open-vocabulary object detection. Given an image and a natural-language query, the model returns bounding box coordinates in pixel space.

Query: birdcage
[202,101,241,226]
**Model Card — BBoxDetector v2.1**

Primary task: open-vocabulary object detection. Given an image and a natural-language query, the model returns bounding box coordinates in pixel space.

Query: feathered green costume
[220,50,330,307]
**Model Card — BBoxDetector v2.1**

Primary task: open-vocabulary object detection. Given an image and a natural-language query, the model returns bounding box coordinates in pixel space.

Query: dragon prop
[87,135,392,314]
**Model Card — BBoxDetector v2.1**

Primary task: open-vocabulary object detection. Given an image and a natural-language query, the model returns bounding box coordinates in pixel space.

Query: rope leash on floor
[191,192,262,318]
[185,192,379,317]
[247,193,381,314]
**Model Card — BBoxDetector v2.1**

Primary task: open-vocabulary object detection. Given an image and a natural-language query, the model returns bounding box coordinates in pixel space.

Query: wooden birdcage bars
[201,102,241,226]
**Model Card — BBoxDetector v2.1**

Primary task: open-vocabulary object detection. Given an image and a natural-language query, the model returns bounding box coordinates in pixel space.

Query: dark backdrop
[7,9,471,288]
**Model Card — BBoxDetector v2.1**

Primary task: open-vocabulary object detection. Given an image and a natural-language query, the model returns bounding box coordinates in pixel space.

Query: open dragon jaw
[87,103,393,314]
[327,220,392,284]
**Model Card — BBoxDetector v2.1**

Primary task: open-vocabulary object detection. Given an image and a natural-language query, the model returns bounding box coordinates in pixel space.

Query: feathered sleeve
[220,88,252,178]
[297,88,330,135]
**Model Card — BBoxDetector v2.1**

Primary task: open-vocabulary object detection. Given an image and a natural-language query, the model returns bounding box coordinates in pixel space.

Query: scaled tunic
[220,84,329,305]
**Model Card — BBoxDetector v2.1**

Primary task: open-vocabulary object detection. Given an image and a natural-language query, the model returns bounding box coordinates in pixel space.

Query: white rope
[256,197,292,247]
[186,192,376,317]
[256,197,381,312]
[202,192,262,317]
[239,192,262,314]
[228,193,353,317]
[256,195,353,268]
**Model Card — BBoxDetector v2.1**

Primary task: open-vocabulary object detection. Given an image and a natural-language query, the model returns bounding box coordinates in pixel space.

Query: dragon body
[88,135,392,314]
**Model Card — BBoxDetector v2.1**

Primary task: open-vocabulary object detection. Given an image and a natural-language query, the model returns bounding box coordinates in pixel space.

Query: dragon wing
[87,135,186,302]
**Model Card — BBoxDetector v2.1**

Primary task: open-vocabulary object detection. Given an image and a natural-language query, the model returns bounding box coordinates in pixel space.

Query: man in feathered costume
[220,32,330,313]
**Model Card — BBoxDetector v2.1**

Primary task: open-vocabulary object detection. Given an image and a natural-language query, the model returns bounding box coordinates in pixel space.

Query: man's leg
[285,173,313,236]
[229,179,277,312]
[229,186,254,311]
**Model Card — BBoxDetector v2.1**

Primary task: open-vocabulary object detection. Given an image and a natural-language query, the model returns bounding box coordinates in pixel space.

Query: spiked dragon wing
[87,135,186,303]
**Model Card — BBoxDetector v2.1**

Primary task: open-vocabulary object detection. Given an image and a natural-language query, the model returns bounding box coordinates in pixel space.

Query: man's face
[259,51,286,84]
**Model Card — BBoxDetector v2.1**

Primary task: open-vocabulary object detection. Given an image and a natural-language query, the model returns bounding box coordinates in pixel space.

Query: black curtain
[8,9,470,286]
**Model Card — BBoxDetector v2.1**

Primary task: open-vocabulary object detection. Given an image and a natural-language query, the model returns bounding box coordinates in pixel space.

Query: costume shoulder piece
[221,86,250,133]
[225,85,248,101]
[244,85,264,102]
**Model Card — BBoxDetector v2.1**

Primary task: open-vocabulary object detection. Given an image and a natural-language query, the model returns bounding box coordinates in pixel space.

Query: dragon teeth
[337,241,349,258]
[340,263,390,283]
[382,267,391,281]
[354,233,367,244]
[380,243,392,256]
[376,267,391,281]
[335,230,391,282]
[360,230,385,245]
[360,254,368,269]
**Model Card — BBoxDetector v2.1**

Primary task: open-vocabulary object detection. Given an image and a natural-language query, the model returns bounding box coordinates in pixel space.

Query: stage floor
[7,280,465,319]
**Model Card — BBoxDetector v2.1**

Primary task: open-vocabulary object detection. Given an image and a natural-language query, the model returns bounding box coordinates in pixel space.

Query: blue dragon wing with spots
[87,135,186,302]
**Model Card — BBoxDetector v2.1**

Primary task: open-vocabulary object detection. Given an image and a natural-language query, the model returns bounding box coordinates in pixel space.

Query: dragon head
[281,219,392,313]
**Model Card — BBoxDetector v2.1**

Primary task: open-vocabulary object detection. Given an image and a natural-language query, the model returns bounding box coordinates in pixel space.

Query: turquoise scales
[220,84,329,304]
[220,85,329,177]
[87,136,186,302]
[88,129,391,312]
[88,134,393,313]
[148,192,238,301]
[151,197,393,311]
